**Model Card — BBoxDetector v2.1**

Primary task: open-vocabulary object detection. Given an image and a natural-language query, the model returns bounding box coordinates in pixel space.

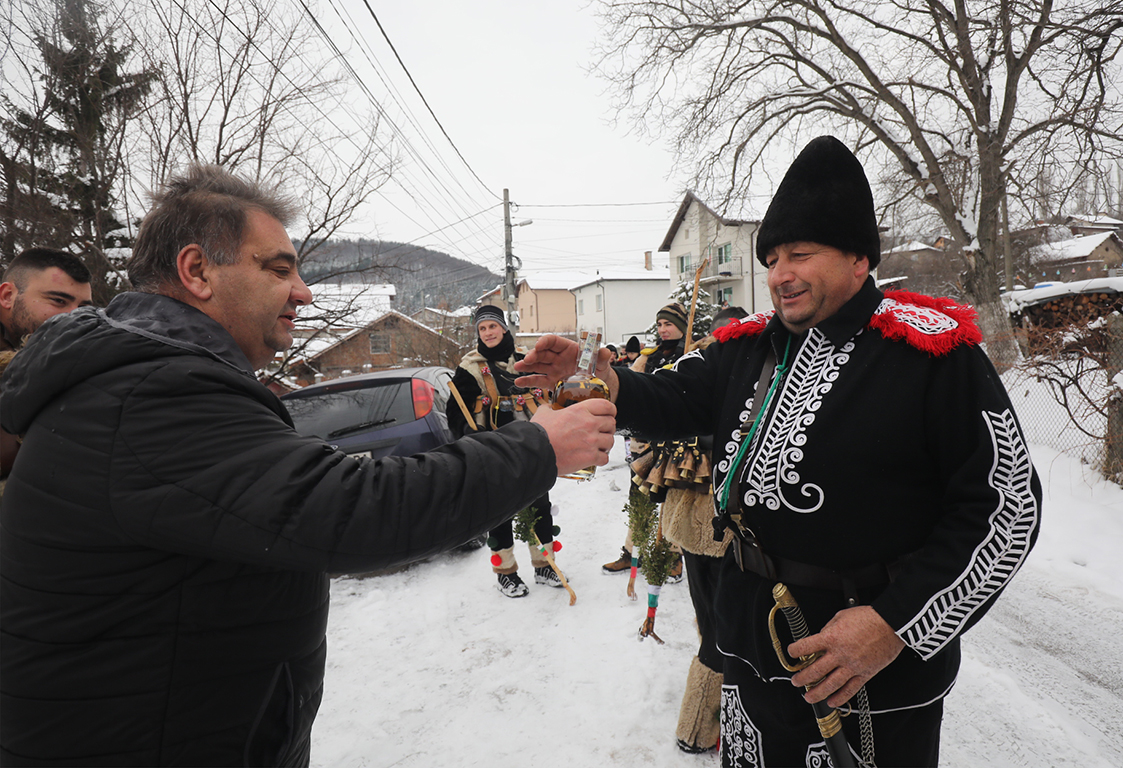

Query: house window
[716,243,733,264]
[720,287,733,305]
[369,331,390,355]
[578,298,584,315]
[678,253,693,274]
[595,294,603,311]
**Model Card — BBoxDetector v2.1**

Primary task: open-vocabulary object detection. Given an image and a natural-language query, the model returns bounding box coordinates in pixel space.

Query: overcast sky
[319,0,687,278]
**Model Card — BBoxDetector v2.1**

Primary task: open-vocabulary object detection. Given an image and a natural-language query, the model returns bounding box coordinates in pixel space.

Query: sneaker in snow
[534,565,565,588]
[496,572,529,598]
[602,547,638,574]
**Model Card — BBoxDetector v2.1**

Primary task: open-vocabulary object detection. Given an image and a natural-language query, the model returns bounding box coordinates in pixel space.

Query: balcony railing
[681,256,744,282]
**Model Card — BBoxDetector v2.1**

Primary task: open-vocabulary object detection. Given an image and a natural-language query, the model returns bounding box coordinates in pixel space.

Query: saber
[769,583,857,768]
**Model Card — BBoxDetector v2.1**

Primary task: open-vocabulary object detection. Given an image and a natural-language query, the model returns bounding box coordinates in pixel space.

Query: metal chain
[856,685,876,767]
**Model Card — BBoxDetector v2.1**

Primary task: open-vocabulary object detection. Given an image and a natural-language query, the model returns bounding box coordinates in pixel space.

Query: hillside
[301,238,500,314]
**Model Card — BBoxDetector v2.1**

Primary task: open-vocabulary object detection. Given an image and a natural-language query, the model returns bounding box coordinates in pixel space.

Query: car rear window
[285,381,416,440]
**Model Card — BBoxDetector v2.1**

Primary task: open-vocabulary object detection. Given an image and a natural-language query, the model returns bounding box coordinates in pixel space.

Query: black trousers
[684,551,724,673]
[489,493,552,550]
[720,654,943,767]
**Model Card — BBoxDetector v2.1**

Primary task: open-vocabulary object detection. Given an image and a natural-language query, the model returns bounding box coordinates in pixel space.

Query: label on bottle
[576,331,599,377]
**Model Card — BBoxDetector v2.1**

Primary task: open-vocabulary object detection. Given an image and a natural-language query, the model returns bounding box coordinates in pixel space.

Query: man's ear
[0,282,17,311]
[176,245,213,301]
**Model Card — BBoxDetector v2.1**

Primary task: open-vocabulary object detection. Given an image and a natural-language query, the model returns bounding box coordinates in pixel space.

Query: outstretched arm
[513,334,620,401]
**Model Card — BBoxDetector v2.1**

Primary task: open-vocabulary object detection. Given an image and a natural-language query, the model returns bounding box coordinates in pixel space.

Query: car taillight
[412,378,434,419]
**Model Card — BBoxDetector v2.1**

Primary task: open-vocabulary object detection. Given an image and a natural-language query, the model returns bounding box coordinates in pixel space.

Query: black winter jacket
[0,292,556,766]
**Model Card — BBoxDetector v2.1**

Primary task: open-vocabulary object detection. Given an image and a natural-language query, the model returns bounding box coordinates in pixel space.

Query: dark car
[283,365,487,557]
[281,366,455,462]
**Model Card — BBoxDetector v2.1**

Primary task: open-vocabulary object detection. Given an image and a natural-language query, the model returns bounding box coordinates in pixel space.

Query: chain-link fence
[1000,314,1123,484]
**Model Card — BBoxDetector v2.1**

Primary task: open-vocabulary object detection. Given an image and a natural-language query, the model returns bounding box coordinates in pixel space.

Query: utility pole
[502,188,526,335]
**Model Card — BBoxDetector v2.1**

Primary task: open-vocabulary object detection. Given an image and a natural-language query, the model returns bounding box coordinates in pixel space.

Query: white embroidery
[720,685,764,767]
[900,409,1039,658]
[805,743,831,767]
[726,330,853,515]
[874,297,959,335]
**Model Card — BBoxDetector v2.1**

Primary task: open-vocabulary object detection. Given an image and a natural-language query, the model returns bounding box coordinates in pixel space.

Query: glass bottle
[552,331,609,480]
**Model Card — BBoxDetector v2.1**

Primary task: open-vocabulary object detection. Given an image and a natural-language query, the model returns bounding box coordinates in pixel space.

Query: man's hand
[530,397,617,477]
[788,605,906,708]
[514,334,620,401]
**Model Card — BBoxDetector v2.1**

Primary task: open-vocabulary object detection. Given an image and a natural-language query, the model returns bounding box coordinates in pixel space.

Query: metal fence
[1000,315,1123,484]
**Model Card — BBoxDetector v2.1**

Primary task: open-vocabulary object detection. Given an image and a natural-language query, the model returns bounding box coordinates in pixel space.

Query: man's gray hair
[127,164,298,293]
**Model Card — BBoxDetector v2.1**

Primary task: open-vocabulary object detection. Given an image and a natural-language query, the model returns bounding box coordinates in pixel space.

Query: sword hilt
[769,583,857,768]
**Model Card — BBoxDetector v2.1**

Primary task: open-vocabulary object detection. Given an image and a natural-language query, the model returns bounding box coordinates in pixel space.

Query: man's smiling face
[766,242,868,334]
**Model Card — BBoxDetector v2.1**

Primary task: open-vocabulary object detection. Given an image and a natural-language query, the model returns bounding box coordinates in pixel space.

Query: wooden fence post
[1106,313,1123,484]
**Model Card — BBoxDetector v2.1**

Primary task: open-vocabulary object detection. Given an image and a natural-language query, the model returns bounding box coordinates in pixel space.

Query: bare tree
[127,0,393,268]
[596,0,1123,363]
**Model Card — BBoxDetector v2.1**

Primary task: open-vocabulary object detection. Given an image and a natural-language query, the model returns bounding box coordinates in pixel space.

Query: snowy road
[311,440,1123,767]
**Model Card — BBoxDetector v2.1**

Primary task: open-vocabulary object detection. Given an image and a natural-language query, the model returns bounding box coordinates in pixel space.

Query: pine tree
[1,0,157,302]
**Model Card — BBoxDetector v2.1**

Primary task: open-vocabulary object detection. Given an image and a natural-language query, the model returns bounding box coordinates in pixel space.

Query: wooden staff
[684,257,710,353]
[529,531,576,606]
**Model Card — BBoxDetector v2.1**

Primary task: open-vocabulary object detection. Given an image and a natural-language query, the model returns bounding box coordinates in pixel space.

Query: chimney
[644,251,653,271]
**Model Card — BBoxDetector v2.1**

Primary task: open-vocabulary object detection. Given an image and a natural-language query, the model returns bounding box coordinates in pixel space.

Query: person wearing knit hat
[601,302,689,583]
[473,304,508,331]
[515,135,1040,767]
[447,305,562,599]
[656,302,689,336]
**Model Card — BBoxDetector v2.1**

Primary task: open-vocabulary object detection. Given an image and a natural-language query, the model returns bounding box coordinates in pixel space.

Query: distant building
[286,310,462,387]
[570,269,672,346]
[1028,232,1123,282]
[479,274,590,339]
[411,306,475,349]
[1063,213,1123,238]
[658,192,769,313]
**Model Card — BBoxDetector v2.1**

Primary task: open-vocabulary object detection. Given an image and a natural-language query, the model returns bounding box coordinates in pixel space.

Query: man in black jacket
[0,248,93,479]
[0,164,615,767]
[517,137,1041,766]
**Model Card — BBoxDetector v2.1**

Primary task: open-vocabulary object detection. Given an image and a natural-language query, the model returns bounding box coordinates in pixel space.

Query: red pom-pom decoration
[490,553,502,567]
[552,540,562,552]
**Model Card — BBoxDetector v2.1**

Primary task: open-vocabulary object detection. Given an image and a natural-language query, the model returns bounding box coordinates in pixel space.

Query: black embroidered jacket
[614,278,1041,708]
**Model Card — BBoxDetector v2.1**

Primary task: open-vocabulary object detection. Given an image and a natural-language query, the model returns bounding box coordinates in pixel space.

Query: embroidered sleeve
[871,347,1041,659]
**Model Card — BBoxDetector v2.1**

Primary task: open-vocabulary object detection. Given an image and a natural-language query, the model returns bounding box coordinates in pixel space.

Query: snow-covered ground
[311,437,1123,767]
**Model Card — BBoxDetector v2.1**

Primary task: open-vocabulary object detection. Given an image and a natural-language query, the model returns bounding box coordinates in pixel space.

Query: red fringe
[713,311,774,342]
[872,290,982,356]
[711,292,981,356]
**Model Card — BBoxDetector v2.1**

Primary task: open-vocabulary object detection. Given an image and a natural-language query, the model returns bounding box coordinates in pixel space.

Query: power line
[357,0,496,199]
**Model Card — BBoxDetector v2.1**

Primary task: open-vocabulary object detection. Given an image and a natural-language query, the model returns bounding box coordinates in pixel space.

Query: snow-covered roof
[518,273,596,291]
[1002,277,1123,312]
[659,191,757,252]
[887,240,940,254]
[1065,213,1123,227]
[480,270,669,299]
[421,305,474,318]
[1028,232,1119,263]
[297,282,396,331]
[292,310,452,363]
[569,269,669,290]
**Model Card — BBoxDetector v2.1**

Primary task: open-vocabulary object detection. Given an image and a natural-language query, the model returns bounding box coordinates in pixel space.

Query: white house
[658,192,769,313]
[570,268,672,346]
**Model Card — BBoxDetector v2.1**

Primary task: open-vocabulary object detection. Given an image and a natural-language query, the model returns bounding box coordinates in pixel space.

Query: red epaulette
[713,311,774,342]
[868,290,982,356]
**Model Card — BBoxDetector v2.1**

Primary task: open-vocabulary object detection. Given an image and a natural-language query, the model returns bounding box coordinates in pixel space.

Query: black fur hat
[755,136,881,269]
